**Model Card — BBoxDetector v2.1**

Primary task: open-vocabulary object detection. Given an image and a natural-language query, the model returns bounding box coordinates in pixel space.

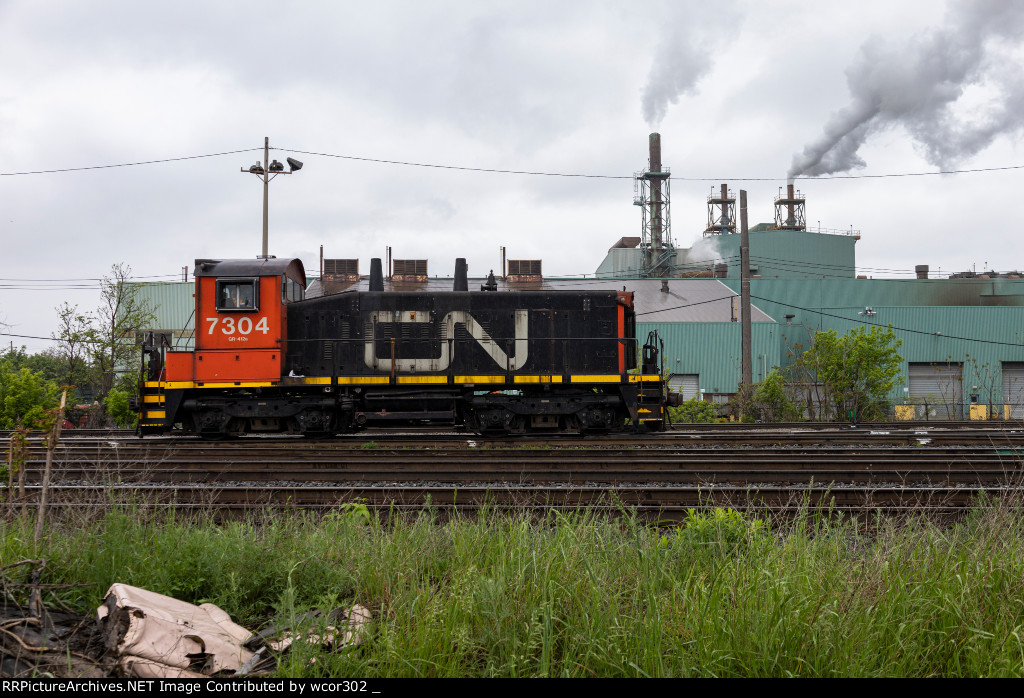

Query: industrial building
[133,133,1024,420]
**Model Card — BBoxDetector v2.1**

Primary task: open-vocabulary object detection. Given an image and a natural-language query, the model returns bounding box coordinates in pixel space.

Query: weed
[6,502,1024,677]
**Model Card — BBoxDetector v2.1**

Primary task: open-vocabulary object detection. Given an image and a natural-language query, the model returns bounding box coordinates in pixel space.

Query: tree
[0,360,59,430]
[51,302,94,399]
[1,345,63,385]
[797,325,904,421]
[750,369,802,422]
[89,263,156,399]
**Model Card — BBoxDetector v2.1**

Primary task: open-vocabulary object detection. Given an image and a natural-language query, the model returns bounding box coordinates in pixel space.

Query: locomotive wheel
[193,411,242,439]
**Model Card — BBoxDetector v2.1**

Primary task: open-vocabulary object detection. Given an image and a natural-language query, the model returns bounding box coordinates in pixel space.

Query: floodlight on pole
[240,137,303,258]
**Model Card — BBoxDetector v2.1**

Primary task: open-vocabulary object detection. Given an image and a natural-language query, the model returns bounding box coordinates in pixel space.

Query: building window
[216,279,258,311]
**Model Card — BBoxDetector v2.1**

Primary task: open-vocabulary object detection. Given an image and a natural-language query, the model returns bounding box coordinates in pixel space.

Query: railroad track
[6,432,1024,518]
[7,483,1008,519]
[14,444,1024,484]
[8,420,1024,446]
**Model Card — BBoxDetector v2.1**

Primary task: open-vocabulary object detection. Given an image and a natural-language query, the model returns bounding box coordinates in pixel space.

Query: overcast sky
[3,0,1023,352]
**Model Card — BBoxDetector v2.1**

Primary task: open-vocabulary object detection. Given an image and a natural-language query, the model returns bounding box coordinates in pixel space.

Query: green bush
[750,370,802,421]
[102,387,136,428]
[669,396,718,423]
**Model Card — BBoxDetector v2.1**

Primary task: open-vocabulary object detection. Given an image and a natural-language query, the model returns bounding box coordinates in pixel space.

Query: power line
[0,332,102,344]
[0,274,181,281]
[0,149,261,176]
[794,164,1024,181]
[634,296,737,317]
[278,148,632,179]
[2,143,1021,181]
[278,147,1024,181]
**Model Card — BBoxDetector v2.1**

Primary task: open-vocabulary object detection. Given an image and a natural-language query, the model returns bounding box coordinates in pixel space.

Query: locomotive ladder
[136,330,171,433]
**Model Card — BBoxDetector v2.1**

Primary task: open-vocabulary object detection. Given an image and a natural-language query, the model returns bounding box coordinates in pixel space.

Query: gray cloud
[789,0,1024,179]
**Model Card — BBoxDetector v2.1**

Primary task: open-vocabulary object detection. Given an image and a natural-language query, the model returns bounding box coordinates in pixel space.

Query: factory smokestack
[649,134,664,260]
[636,134,673,277]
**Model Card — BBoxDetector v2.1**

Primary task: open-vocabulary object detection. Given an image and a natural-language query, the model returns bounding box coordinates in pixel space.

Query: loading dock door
[1002,363,1024,419]
[668,374,700,401]
[908,363,963,420]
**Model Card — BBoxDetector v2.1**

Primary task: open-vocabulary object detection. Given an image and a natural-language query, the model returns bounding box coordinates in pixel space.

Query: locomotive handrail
[174,308,197,351]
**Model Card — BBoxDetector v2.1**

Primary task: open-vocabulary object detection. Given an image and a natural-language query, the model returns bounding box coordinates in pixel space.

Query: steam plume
[641,3,738,127]
[789,0,1024,179]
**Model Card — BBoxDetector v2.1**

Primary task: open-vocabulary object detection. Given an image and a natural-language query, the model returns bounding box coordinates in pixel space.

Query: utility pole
[740,190,752,416]
[241,137,304,259]
[261,137,269,257]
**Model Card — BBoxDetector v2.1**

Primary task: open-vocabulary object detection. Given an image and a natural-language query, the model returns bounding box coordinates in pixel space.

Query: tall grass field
[3,501,1024,677]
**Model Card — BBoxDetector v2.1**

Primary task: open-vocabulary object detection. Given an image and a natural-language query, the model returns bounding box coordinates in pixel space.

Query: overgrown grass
[4,500,1024,677]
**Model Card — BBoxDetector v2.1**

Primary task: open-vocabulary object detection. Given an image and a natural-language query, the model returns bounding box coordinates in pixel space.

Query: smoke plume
[789,0,1024,179]
[641,3,738,127]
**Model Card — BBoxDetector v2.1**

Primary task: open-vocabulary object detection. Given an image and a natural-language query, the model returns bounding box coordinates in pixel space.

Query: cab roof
[193,257,306,286]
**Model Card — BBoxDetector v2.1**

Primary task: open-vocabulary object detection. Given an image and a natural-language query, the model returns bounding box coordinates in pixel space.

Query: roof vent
[323,258,359,281]
[392,259,428,282]
[507,259,542,283]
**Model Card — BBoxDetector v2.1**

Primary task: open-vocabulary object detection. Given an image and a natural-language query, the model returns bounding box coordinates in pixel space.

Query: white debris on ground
[95,583,371,679]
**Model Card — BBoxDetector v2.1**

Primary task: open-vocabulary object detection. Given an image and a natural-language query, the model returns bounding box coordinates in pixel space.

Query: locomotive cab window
[216,279,259,311]
[283,276,304,303]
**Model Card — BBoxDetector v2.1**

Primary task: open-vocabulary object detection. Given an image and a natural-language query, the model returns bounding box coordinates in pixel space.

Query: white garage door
[908,362,963,420]
[1002,363,1024,419]
[668,374,700,401]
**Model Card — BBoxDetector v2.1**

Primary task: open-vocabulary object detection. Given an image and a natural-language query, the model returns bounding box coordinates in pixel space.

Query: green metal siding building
[595,226,1024,417]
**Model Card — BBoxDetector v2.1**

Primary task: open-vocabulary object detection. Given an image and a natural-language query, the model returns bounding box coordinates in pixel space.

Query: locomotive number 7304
[205,316,270,335]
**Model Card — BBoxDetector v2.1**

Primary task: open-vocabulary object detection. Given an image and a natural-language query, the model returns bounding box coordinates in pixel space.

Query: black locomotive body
[137,257,666,437]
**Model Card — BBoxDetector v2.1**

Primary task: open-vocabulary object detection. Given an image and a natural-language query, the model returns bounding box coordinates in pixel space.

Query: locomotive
[136,256,667,437]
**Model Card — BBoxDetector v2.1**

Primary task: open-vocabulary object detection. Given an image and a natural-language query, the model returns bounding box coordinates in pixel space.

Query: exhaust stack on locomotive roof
[454,258,468,291]
[369,258,384,291]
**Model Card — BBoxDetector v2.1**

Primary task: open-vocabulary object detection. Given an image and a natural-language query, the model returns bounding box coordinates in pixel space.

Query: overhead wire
[277,147,1024,181]
[0,149,261,176]
[277,148,632,179]
[0,144,1020,181]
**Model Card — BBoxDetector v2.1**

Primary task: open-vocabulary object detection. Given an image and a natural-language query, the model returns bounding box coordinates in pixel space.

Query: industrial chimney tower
[633,133,674,277]
[704,184,736,236]
[773,184,806,230]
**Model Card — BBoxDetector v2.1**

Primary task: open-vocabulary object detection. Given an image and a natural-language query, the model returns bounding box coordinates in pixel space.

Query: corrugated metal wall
[713,277,1024,409]
[135,282,196,350]
[594,248,643,277]
[721,278,1024,325]
[712,229,858,279]
[639,321,781,394]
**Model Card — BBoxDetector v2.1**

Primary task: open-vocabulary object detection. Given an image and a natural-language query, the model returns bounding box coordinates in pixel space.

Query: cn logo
[363,310,528,372]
